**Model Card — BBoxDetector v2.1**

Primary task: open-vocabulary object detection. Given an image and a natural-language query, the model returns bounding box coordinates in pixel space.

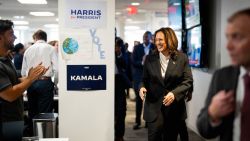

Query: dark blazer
[141,52,193,122]
[115,54,131,89]
[197,66,240,141]
[132,43,155,91]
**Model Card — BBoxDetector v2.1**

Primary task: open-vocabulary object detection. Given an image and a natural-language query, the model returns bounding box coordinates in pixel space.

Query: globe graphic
[62,38,79,54]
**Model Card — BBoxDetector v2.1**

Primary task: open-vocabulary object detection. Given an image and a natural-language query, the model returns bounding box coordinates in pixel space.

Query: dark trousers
[148,112,164,141]
[26,79,54,133]
[1,121,24,141]
[134,80,143,125]
[115,75,127,138]
[115,110,126,138]
[178,120,189,141]
[148,110,183,141]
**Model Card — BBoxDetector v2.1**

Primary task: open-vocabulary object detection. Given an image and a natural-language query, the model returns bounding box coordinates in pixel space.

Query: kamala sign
[67,65,106,90]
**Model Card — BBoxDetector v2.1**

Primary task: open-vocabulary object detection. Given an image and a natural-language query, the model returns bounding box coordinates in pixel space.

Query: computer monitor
[185,0,200,29]
[187,25,203,67]
[168,0,182,30]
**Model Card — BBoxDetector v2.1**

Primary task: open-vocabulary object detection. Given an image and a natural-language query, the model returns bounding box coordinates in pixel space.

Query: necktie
[241,73,250,141]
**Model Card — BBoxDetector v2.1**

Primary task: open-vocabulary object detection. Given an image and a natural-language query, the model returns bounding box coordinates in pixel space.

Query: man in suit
[139,27,193,141]
[115,37,131,141]
[132,31,155,129]
[197,8,250,141]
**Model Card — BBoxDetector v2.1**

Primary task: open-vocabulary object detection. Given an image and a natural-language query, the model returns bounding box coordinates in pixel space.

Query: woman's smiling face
[155,31,167,53]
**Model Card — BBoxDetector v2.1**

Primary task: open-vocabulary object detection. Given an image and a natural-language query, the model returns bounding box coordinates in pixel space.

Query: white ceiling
[0,0,168,28]
[115,0,168,24]
[0,0,58,28]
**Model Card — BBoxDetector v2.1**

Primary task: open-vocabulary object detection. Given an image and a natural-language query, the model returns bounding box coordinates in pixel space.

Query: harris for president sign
[64,1,107,28]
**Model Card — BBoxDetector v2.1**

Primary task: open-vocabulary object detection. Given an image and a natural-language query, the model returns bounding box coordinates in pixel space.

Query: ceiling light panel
[30,12,55,16]
[131,2,140,6]
[44,24,58,28]
[13,21,29,25]
[17,0,47,4]
[13,16,25,19]
[14,26,29,30]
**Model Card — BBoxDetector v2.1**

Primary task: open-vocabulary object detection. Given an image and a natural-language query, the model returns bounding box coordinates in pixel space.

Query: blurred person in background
[124,42,133,99]
[132,31,155,130]
[48,40,59,85]
[21,30,58,136]
[48,40,58,54]
[115,37,131,141]
[48,40,59,113]
[13,43,25,77]
[197,8,250,141]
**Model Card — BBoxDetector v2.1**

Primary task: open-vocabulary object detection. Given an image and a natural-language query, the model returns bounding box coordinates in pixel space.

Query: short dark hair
[33,30,47,42]
[115,37,124,48]
[228,8,250,22]
[144,31,152,36]
[13,43,24,53]
[0,20,14,34]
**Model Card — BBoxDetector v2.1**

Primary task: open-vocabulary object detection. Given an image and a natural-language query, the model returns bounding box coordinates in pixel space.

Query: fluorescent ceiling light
[126,18,132,22]
[115,12,122,15]
[44,24,58,28]
[14,26,29,30]
[30,12,54,16]
[13,20,29,25]
[125,26,140,30]
[13,16,24,19]
[131,2,140,6]
[17,0,47,4]
[56,18,59,22]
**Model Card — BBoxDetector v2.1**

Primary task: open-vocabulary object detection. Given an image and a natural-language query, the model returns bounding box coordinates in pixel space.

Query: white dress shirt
[159,52,170,78]
[21,40,58,79]
[143,43,151,55]
[233,67,247,141]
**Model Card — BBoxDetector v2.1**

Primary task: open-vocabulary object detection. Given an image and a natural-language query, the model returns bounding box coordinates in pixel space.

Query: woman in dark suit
[139,27,193,141]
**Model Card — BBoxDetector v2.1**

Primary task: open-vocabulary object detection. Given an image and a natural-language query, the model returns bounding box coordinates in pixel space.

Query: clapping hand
[27,62,49,81]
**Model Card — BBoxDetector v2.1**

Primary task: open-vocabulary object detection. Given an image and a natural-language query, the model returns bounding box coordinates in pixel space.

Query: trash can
[33,113,58,138]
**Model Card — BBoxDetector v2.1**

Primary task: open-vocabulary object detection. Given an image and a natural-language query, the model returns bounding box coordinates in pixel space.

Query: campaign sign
[67,65,106,90]
[65,1,107,28]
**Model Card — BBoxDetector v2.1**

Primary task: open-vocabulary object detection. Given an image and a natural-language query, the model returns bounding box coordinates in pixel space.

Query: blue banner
[67,65,106,90]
